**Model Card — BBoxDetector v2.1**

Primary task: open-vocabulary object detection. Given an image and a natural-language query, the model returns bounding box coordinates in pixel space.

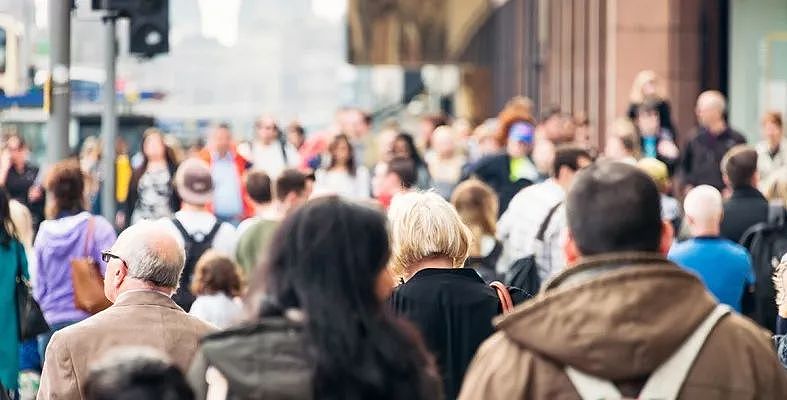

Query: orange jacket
[198,149,253,219]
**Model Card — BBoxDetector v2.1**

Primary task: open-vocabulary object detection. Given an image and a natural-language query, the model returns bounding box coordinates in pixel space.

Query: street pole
[100,16,117,223]
[47,0,71,164]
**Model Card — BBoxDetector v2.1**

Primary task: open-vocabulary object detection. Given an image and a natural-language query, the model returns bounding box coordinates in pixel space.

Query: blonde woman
[604,118,641,164]
[627,70,676,137]
[388,191,524,400]
[450,180,501,283]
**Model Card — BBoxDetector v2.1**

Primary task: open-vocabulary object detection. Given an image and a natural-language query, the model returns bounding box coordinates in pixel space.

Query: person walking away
[37,221,215,399]
[496,146,592,279]
[188,197,442,400]
[235,169,309,274]
[251,116,301,178]
[458,162,787,399]
[33,160,117,363]
[719,145,768,243]
[637,158,681,234]
[756,111,786,191]
[668,185,755,312]
[372,157,417,209]
[388,192,526,400]
[462,121,539,214]
[188,251,244,329]
[626,70,677,138]
[0,134,44,229]
[235,170,274,236]
[680,90,746,191]
[123,128,180,226]
[451,180,502,283]
[198,123,253,225]
[158,159,238,311]
[313,134,371,199]
[634,101,679,173]
[426,126,466,199]
[0,189,31,396]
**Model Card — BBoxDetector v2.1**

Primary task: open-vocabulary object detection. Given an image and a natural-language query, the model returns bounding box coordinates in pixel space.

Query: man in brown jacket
[459,162,787,399]
[37,221,216,400]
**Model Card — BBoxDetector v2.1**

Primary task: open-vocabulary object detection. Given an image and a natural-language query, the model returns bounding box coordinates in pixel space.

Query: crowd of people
[1,69,787,399]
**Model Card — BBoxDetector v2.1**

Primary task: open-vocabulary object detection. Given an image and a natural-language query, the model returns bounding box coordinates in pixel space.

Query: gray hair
[115,222,185,288]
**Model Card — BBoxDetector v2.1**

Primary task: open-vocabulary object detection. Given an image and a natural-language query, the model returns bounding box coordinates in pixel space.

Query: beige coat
[459,253,787,399]
[37,291,216,400]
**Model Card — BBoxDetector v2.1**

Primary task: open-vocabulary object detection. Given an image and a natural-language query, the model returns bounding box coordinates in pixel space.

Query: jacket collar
[407,267,485,283]
[113,290,181,311]
[730,185,766,200]
[544,251,667,291]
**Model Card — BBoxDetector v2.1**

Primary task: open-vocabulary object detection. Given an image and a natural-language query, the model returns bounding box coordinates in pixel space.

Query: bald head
[112,222,186,289]
[684,185,723,236]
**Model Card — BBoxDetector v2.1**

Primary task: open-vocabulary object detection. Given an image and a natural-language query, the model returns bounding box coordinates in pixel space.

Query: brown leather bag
[71,217,111,314]
[490,281,513,314]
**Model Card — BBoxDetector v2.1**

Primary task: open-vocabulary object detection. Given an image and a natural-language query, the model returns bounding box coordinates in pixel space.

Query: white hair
[697,90,727,114]
[683,185,723,227]
[115,222,185,288]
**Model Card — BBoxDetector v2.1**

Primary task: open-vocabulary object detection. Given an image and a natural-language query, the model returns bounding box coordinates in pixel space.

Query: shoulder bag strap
[83,216,95,258]
[536,202,562,242]
[489,281,514,313]
[564,304,731,400]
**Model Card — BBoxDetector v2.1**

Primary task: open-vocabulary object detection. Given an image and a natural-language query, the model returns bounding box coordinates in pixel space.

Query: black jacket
[721,186,769,243]
[462,153,532,215]
[680,126,746,190]
[389,268,525,400]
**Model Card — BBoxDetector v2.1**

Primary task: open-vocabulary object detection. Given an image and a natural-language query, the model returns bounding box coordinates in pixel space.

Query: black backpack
[740,205,787,332]
[171,218,223,311]
[503,203,562,298]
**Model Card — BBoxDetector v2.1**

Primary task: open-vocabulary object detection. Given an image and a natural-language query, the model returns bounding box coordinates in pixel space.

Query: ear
[114,261,128,289]
[563,230,581,267]
[658,220,674,256]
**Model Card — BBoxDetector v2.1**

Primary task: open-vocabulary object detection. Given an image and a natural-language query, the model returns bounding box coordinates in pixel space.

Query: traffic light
[128,0,169,57]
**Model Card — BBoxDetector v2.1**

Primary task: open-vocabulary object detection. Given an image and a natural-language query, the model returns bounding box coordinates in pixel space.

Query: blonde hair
[451,180,498,257]
[629,70,661,103]
[612,118,641,158]
[8,200,31,248]
[766,168,787,208]
[388,191,472,277]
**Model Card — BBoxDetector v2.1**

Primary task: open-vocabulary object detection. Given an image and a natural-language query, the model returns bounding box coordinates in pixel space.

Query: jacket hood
[199,316,313,397]
[495,252,717,381]
[37,212,92,249]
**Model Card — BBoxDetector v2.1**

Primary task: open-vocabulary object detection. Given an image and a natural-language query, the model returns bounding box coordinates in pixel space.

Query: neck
[259,137,275,146]
[706,119,727,134]
[12,160,25,170]
[115,280,174,300]
[554,176,571,192]
[254,202,279,219]
[181,203,207,212]
[691,227,720,237]
[404,257,455,281]
[147,157,166,166]
[769,137,782,149]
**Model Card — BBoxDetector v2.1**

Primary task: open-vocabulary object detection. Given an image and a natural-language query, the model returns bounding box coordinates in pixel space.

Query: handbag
[15,241,49,341]
[71,217,111,314]
[490,281,514,314]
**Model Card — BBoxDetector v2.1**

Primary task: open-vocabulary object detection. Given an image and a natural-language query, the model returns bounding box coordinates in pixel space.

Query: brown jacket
[459,253,787,399]
[37,291,216,400]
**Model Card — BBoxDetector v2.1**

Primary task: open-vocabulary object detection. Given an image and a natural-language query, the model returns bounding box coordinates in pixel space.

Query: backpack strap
[172,218,222,244]
[171,218,192,241]
[490,281,514,313]
[565,304,730,400]
[203,220,223,244]
[767,204,785,227]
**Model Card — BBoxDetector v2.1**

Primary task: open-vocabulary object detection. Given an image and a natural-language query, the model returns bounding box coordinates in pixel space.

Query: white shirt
[496,179,565,274]
[251,140,301,178]
[189,293,243,329]
[314,167,371,199]
[157,210,238,258]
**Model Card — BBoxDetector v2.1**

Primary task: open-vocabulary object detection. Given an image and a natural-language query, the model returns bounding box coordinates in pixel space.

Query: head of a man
[564,162,672,264]
[695,90,726,130]
[762,111,783,147]
[721,145,758,190]
[552,145,593,191]
[255,116,278,144]
[506,121,535,158]
[6,134,28,166]
[103,221,186,302]
[372,157,416,199]
[683,185,723,237]
[275,169,310,214]
[245,170,272,207]
[174,158,214,209]
[210,123,233,155]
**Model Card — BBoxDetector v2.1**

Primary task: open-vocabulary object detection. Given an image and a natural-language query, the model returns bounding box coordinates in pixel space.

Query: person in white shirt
[188,251,244,329]
[314,134,371,199]
[756,111,787,191]
[251,116,301,178]
[497,146,592,279]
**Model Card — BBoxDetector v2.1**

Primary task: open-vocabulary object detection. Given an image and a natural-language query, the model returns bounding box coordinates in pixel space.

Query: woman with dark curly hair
[33,159,117,362]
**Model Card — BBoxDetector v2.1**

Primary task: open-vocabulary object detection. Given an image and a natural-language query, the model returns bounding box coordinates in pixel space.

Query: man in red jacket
[198,123,253,223]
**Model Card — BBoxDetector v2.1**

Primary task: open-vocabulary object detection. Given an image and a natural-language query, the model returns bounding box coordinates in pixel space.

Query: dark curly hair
[190,250,243,297]
[45,159,85,219]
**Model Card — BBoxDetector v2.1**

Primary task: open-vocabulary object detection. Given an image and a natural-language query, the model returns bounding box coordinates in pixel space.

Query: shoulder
[723,241,753,261]
[668,241,693,257]
[92,215,116,234]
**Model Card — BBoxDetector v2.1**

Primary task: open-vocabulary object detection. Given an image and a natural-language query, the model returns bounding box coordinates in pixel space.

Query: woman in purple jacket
[33,159,116,362]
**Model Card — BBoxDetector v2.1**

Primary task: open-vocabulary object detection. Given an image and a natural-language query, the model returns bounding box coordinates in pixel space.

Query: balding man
[668,185,755,312]
[37,222,216,400]
[680,90,746,190]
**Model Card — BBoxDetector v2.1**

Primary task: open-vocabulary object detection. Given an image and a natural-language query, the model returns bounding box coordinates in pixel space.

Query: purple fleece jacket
[33,212,117,325]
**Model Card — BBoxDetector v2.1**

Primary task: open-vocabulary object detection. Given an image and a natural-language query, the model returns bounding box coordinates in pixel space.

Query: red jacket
[198,149,253,218]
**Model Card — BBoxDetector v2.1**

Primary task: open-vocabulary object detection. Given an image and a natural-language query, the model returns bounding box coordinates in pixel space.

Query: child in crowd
[188,251,244,328]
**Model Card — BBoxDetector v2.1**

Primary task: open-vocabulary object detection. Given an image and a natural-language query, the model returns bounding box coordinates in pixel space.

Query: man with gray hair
[37,222,216,400]
[680,90,746,190]
[668,185,755,312]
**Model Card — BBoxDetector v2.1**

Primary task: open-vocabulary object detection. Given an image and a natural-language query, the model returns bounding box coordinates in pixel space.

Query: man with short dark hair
[459,162,787,399]
[372,157,417,209]
[720,145,769,243]
[235,169,311,273]
[497,145,592,279]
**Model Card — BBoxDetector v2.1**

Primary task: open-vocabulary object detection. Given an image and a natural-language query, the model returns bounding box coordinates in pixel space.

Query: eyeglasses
[101,250,124,264]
